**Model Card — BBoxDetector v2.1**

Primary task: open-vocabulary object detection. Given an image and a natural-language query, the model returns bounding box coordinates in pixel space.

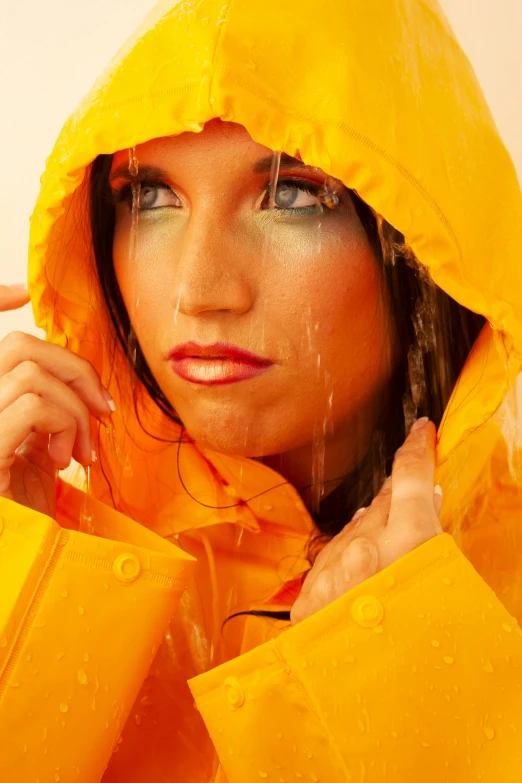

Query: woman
[0,0,521,780]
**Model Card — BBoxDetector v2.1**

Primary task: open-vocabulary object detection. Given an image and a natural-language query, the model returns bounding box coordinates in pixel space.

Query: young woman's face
[110,120,399,462]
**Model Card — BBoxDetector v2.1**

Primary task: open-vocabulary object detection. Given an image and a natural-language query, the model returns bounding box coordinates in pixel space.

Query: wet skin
[110,119,400,506]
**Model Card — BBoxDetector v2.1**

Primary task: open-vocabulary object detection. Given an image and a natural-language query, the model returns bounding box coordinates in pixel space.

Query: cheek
[112,217,176,331]
[272,226,391,362]
[264,224,397,435]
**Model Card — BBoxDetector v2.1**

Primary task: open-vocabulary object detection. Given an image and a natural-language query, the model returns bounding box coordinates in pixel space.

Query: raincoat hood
[6,2,522,780]
[28,0,522,584]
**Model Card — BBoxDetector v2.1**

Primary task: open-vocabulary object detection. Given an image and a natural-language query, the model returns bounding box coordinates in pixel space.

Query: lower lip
[169,357,274,386]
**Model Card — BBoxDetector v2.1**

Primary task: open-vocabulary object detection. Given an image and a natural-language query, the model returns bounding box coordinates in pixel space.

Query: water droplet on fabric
[77,669,88,685]
[484,726,495,740]
[78,606,85,615]
[443,656,454,664]
[59,704,69,714]
[431,640,440,647]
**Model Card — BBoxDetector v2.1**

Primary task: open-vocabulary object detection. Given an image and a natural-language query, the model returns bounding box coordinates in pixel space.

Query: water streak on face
[110,119,399,495]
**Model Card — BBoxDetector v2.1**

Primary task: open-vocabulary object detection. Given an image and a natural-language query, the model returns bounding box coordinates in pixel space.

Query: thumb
[0,284,30,312]
[386,417,442,547]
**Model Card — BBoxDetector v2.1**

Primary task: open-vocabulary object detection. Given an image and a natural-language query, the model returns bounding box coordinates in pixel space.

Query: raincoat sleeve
[189,532,522,782]
[0,481,195,782]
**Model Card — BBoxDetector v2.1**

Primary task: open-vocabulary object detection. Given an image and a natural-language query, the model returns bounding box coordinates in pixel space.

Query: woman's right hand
[0,284,114,517]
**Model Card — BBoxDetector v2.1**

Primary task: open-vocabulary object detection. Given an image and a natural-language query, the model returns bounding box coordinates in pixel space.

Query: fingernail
[91,449,98,464]
[394,447,403,458]
[411,416,429,431]
[434,484,443,497]
[102,387,116,412]
[352,506,367,519]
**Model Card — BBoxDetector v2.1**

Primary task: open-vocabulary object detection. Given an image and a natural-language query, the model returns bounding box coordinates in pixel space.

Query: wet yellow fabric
[0,0,522,780]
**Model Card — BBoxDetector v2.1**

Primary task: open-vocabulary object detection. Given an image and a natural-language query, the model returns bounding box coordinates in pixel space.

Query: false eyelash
[260,177,322,198]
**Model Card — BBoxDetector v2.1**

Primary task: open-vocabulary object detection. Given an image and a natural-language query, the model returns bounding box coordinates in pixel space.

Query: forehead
[111,119,269,170]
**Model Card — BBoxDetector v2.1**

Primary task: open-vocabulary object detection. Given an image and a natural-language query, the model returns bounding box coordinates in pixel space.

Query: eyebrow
[109,153,307,183]
[109,164,170,184]
[252,152,307,174]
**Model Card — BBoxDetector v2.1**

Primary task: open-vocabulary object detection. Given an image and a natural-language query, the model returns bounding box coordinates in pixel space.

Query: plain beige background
[1,0,521,338]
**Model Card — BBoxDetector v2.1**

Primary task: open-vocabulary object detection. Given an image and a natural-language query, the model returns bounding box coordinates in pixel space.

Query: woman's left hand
[291,417,444,625]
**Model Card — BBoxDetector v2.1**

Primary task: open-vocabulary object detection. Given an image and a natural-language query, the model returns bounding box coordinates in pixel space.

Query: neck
[259,413,375,514]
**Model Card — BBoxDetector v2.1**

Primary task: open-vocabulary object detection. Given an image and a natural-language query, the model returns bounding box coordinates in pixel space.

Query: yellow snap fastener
[351,596,384,628]
[224,677,245,710]
[113,553,142,584]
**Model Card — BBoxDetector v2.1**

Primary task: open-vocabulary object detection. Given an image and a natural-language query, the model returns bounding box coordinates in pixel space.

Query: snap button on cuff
[224,677,245,710]
[113,553,142,584]
[351,595,384,628]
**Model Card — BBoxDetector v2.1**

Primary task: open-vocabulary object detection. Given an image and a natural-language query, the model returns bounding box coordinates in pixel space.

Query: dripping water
[79,465,94,534]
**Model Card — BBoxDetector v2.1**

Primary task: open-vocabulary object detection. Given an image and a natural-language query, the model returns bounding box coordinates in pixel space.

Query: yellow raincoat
[1,0,522,780]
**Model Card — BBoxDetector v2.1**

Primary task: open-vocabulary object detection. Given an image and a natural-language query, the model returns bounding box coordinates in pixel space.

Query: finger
[291,568,333,624]
[387,417,441,538]
[292,535,380,624]
[0,360,94,466]
[355,475,392,534]
[0,284,30,312]
[336,536,380,593]
[0,331,114,416]
[0,394,77,492]
[300,478,391,598]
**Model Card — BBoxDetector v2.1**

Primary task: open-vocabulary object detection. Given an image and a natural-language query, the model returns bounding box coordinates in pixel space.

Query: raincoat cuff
[189,533,522,781]
[0,493,195,782]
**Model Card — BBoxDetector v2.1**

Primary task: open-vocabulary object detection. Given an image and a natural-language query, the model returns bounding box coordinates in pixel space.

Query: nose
[172,207,253,319]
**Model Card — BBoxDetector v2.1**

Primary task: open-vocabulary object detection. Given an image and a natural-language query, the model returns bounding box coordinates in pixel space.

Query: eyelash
[111,179,168,205]
[111,177,326,212]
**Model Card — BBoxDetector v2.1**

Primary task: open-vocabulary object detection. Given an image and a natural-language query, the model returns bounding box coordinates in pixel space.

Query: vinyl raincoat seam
[270,643,352,781]
[0,529,69,701]
[63,549,185,589]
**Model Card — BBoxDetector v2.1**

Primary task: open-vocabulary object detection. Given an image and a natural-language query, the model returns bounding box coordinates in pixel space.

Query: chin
[174,405,293,459]
[182,421,274,458]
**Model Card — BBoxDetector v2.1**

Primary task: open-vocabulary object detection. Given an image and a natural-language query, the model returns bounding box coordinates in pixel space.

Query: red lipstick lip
[167,342,275,386]
[167,342,273,366]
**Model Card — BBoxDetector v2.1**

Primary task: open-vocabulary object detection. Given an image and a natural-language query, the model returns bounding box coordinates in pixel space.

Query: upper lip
[167,341,274,366]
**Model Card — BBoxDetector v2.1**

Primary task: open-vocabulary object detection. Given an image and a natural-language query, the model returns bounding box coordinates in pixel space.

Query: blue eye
[138,182,181,210]
[262,179,323,212]
[112,180,181,210]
